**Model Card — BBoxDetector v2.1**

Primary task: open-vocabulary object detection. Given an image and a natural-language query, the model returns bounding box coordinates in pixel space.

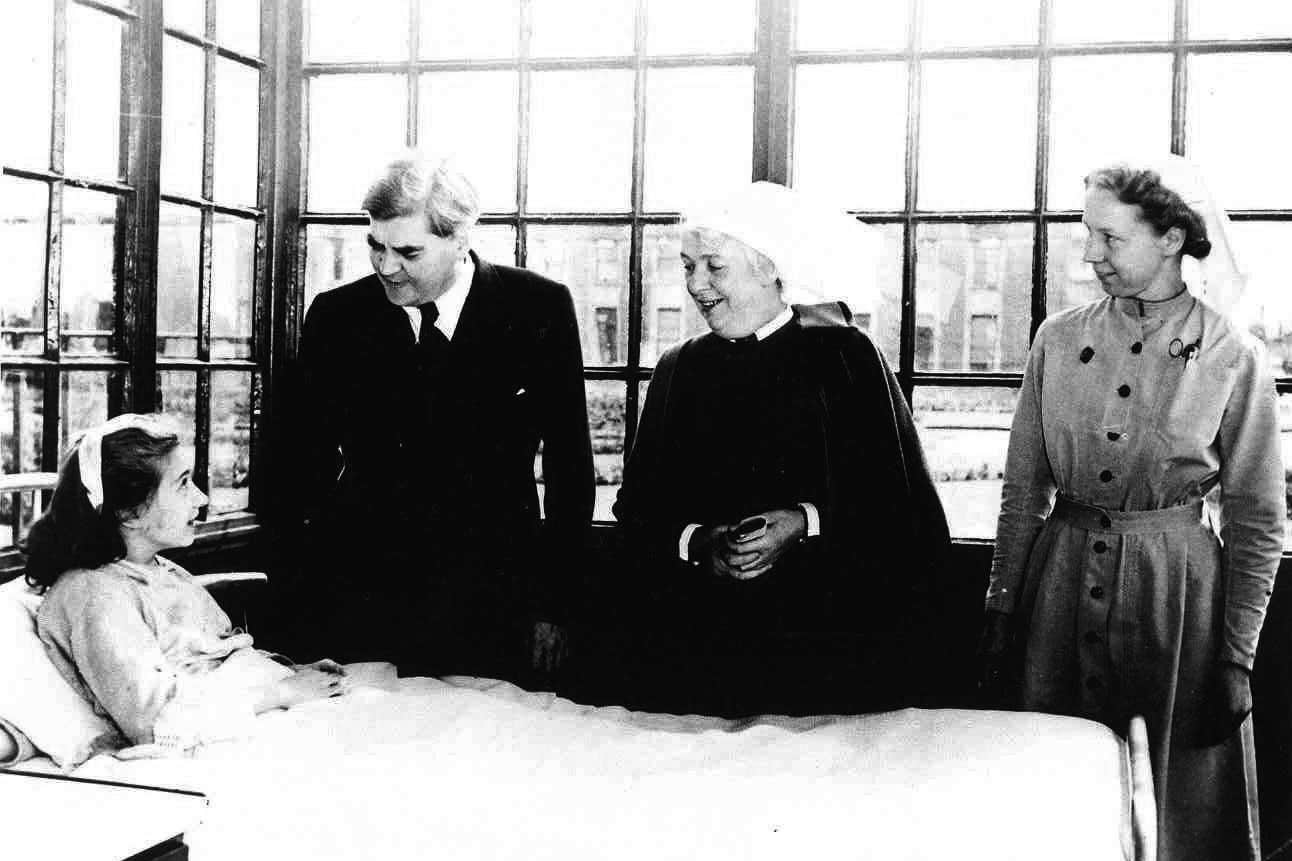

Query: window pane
[304,224,371,312]
[1047,54,1172,211]
[585,380,626,522]
[165,0,205,35]
[61,189,119,355]
[641,224,708,365]
[210,371,252,514]
[1231,223,1292,375]
[796,0,908,51]
[471,224,517,267]
[918,60,1037,211]
[212,215,255,359]
[644,66,753,211]
[1046,221,1104,315]
[921,0,1039,48]
[647,0,755,54]
[59,371,113,455]
[214,58,260,206]
[419,0,517,58]
[794,63,907,211]
[527,225,630,366]
[914,222,1034,372]
[913,386,1016,540]
[2,2,53,170]
[65,6,123,180]
[419,72,518,213]
[218,0,261,56]
[307,75,406,212]
[1188,54,1292,208]
[1188,0,1292,39]
[162,37,205,198]
[1,369,44,474]
[306,0,409,62]
[157,203,201,357]
[1051,0,1171,43]
[1,177,48,355]
[530,0,634,57]
[158,371,197,447]
[528,71,634,212]
[851,223,904,367]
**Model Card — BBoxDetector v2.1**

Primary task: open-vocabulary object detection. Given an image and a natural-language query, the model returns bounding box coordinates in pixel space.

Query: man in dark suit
[288,156,594,684]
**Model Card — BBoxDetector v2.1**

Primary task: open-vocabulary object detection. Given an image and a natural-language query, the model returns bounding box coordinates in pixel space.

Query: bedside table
[0,769,207,860]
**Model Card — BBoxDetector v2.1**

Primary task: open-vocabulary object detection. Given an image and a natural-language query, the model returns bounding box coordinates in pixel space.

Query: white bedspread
[55,677,1131,860]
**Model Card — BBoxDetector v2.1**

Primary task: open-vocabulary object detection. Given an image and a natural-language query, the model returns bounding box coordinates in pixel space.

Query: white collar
[401,256,475,342]
[737,305,793,342]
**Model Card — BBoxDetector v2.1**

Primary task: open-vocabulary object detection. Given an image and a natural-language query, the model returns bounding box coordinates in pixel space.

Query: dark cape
[608,304,962,716]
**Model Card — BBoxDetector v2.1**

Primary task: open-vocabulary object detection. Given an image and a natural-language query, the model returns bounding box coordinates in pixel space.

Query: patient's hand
[295,658,346,676]
[259,667,348,711]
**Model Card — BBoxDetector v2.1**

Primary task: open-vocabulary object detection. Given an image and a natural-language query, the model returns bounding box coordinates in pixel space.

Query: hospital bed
[0,570,1156,861]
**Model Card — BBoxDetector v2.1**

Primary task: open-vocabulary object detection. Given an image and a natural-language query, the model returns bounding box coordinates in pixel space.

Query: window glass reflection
[795,0,908,51]
[61,189,120,355]
[158,371,198,448]
[162,37,205,198]
[419,0,517,58]
[1278,393,1292,549]
[913,386,1018,539]
[2,2,53,170]
[530,0,634,57]
[647,0,754,54]
[212,215,256,359]
[215,59,260,206]
[918,60,1037,211]
[585,380,626,521]
[0,177,48,355]
[419,72,518,213]
[1050,0,1171,43]
[210,371,253,513]
[644,66,753,212]
[794,63,908,211]
[641,225,708,366]
[527,225,630,367]
[920,0,1038,48]
[306,0,409,62]
[157,203,201,358]
[1188,0,1292,39]
[914,223,1033,373]
[217,0,261,56]
[1,369,44,475]
[528,71,634,212]
[1228,223,1292,376]
[308,75,406,212]
[1045,221,1104,316]
[65,6,123,180]
[59,371,113,455]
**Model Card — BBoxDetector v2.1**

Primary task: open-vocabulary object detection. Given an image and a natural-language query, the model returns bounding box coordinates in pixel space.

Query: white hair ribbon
[77,413,177,512]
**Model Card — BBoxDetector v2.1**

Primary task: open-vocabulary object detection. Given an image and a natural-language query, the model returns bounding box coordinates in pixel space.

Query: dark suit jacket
[291,252,594,624]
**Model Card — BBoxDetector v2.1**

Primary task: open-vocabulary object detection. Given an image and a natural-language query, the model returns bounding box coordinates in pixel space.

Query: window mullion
[898,0,922,401]
[1031,0,1054,343]
[1170,0,1188,154]
[623,0,646,451]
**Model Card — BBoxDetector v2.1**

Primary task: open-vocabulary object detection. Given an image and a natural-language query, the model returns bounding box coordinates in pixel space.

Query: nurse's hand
[1198,662,1252,747]
[977,610,1017,707]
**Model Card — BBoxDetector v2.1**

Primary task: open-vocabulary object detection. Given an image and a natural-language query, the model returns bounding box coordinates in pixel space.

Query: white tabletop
[1,769,207,861]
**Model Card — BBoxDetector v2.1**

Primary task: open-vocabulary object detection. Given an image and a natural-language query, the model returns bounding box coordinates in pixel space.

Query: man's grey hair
[361,154,481,238]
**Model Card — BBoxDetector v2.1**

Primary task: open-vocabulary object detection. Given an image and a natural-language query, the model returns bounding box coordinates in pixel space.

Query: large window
[793,0,1292,540]
[1,0,272,556]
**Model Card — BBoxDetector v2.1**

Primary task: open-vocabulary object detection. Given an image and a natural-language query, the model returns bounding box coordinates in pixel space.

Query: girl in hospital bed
[24,413,345,756]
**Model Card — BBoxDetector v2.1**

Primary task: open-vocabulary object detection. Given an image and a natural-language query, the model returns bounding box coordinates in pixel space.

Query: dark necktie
[418,302,449,348]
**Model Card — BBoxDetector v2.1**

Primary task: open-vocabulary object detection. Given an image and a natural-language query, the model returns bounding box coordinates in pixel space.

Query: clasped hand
[702,509,806,580]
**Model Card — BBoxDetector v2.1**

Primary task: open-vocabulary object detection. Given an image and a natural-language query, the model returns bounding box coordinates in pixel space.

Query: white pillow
[0,576,118,768]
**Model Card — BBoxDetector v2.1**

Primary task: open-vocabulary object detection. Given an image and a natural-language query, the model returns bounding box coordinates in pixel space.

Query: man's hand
[704,509,806,581]
[531,621,569,674]
[1198,662,1252,747]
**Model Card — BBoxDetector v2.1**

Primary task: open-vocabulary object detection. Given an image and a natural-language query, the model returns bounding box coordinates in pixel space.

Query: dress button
[1106,431,1120,441]
[1093,540,1107,553]
[1090,586,1105,600]
[1086,675,1103,691]
[1080,346,1095,364]
[1099,469,1113,482]
[1117,384,1131,397]
[1099,515,1112,528]
[1130,342,1143,354]
[1084,631,1101,645]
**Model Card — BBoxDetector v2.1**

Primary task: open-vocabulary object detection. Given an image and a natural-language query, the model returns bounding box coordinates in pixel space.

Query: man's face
[367,214,464,306]
[680,229,781,339]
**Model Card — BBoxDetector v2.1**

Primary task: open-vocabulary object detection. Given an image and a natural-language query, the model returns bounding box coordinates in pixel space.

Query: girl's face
[122,447,207,557]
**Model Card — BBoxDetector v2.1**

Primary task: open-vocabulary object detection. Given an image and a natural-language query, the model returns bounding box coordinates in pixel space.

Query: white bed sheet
[28,677,1133,860]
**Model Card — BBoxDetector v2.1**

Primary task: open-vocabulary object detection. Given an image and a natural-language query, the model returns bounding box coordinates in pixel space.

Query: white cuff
[798,502,820,538]
[679,523,703,562]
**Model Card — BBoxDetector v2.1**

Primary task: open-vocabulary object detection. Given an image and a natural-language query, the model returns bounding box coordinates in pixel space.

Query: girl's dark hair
[23,426,179,591]
[1084,164,1212,259]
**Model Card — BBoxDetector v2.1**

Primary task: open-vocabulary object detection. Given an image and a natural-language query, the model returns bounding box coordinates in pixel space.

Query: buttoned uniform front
[286,251,595,681]
[988,289,1284,861]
